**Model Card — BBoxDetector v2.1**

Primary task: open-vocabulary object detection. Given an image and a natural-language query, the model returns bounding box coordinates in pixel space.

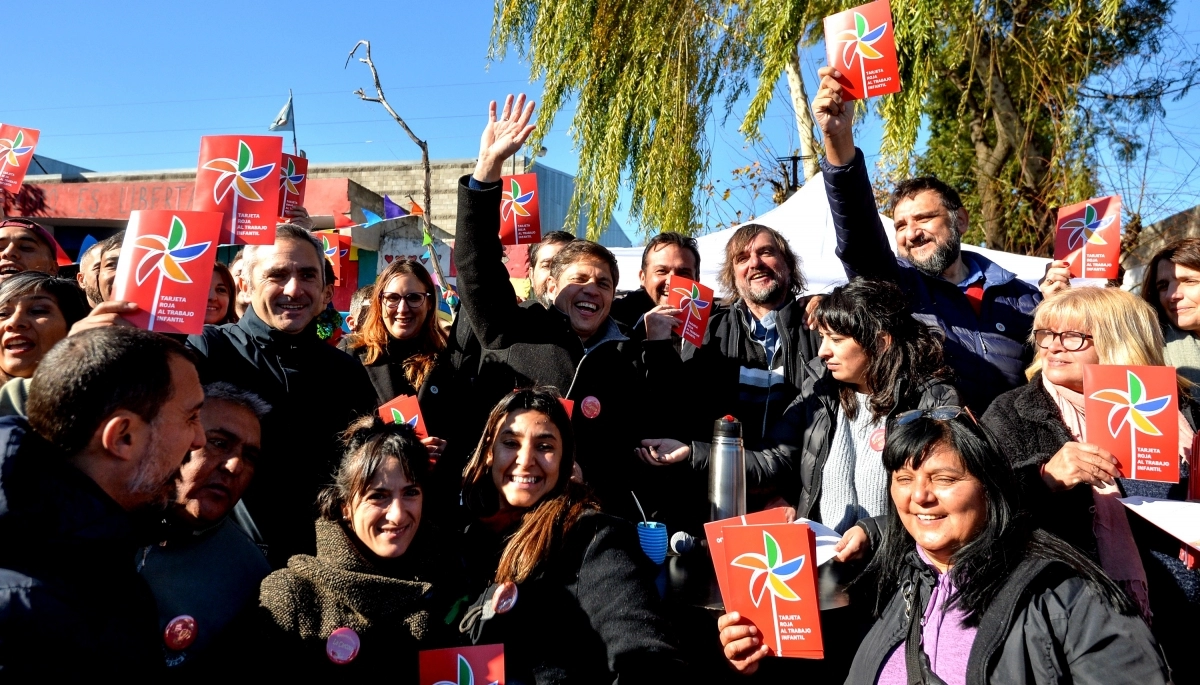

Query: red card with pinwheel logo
[317,231,353,286]
[378,394,428,439]
[1084,365,1179,483]
[112,210,222,336]
[0,124,40,193]
[419,644,504,685]
[723,523,823,658]
[499,173,541,246]
[823,0,902,101]
[277,153,308,218]
[666,275,714,347]
[192,135,283,245]
[1054,195,1121,279]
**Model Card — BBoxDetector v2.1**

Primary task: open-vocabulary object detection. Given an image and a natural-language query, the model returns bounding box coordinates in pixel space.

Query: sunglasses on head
[893,405,978,426]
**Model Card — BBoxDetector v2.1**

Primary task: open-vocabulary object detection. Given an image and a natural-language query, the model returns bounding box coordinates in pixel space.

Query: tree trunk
[784,45,821,181]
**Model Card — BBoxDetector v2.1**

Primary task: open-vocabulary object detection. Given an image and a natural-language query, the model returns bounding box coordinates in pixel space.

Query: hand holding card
[666,275,714,347]
[1054,195,1121,279]
[823,0,902,101]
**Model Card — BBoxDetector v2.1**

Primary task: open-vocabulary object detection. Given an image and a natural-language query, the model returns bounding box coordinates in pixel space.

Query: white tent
[609,176,1050,295]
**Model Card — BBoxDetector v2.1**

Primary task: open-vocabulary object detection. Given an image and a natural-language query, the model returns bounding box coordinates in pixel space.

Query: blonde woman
[981,287,1198,682]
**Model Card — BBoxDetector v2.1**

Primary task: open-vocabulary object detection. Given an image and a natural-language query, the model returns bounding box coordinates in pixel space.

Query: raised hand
[474,94,537,184]
[813,66,856,166]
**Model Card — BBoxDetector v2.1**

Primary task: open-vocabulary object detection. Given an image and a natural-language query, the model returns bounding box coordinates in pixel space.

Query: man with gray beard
[641,223,821,525]
[814,65,1049,411]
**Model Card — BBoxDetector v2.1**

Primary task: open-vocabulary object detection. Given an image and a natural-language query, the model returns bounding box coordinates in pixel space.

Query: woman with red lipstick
[721,411,1169,683]
[205,262,237,325]
[1142,238,1200,391]
[258,416,462,673]
[982,286,1199,681]
[457,387,687,682]
[0,272,89,414]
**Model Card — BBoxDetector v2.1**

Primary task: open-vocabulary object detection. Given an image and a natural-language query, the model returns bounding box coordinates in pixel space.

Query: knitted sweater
[819,392,889,533]
[257,519,462,676]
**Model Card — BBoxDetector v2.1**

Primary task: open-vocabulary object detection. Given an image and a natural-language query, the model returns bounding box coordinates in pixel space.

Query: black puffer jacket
[460,511,687,684]
[188,307,378,567]
[455,177,655,521]
[846,549,1169,685]
[0,417,163,676]
[982,375,1200,684]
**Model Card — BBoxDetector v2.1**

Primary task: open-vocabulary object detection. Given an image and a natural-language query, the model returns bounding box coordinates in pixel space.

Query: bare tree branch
[345,40,447,291]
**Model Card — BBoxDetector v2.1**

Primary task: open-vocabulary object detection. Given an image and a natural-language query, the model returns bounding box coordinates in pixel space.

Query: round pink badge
[869,428,887,452]
[581,396,601,419]
[163,615,197,651]
[492,581,519,614]
[326,627,361,664]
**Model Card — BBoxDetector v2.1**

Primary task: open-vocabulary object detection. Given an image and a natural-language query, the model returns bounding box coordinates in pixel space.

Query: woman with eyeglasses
[719,410,1170,684]
[341,258,452,457]
[639,279,957,550]
[981,286,1199,681]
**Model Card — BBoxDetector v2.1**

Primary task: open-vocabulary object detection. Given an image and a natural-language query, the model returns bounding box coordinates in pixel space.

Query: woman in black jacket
[720,409,1170,684]
[258,417,463,675]
[456,386,686,684]
[640,279,957,538]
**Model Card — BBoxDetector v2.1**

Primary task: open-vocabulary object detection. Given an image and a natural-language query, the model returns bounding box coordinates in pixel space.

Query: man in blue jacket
[813,66,1055,411]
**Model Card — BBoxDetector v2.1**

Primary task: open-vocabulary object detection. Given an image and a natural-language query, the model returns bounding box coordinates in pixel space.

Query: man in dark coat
[813,66,1052,412]
[0,327,206,676]
[186,224,377,566]
[457,95,658,520]
[609,231,701,340]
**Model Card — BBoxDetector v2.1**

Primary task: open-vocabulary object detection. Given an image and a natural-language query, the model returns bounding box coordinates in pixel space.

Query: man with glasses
[813,67,1054,410]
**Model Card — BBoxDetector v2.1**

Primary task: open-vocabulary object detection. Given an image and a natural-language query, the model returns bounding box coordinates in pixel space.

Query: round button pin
[164,615,197,651]
[326,627,361,664]
[869,428,887,452]
[492,581,519,615]
[581,396,602,419]
[430,385,439,394]
[995,323,1006,332]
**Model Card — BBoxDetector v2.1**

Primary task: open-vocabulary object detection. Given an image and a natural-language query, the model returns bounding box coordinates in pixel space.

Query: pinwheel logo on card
[133,215,212,330]
[501,178,534,222]
[202,140,275,240]
[280,156,305,195]
[1089,370,1171,479]
[1061,203,1115,250]
[836,13,888,70]
[433,654,497,685]
[731,531,806,608]
[673,282,710,325]
[390,408,420,430]
[0,130,33,172]
[322,235,348,260]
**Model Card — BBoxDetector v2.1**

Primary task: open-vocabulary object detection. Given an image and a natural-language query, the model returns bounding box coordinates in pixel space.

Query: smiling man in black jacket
[456,94,661,521]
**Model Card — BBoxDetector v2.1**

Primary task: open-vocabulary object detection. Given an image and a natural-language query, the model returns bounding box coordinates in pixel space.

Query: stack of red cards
[499,174,541,245]
[112,210,222,336]
[379,394,428,439]
[666,275,714,347]
[419,644,504,685]
[1054,195,1122,279]
[704,509,824,659]
[1083,365,1180,482]
[0,124,40,193]
[823,0,902,101]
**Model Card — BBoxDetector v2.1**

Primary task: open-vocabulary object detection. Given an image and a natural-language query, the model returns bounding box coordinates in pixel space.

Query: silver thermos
[709,415,745,521]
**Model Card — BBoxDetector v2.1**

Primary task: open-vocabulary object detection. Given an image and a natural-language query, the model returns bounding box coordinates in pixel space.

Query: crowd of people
[0,75,1193,684]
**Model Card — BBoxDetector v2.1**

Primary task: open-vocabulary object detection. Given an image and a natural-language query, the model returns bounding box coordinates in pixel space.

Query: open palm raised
[474,93,537,183]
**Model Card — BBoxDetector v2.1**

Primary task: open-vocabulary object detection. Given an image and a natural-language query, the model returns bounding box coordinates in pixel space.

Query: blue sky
[7,0,1198,242]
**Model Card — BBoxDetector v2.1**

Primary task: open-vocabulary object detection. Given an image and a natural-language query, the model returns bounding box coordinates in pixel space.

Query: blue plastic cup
[637,521,669,565]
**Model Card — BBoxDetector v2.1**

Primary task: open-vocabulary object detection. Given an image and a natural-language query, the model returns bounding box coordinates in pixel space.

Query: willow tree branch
[345,39,447,291]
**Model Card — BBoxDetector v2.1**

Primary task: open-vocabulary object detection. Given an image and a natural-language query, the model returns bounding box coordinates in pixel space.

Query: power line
[0,79,532,115]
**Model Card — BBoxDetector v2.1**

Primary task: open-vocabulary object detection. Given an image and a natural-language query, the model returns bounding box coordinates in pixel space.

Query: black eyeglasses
[1032,329,1093,351]
[894,405,978,426]
[380,292,431,309]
